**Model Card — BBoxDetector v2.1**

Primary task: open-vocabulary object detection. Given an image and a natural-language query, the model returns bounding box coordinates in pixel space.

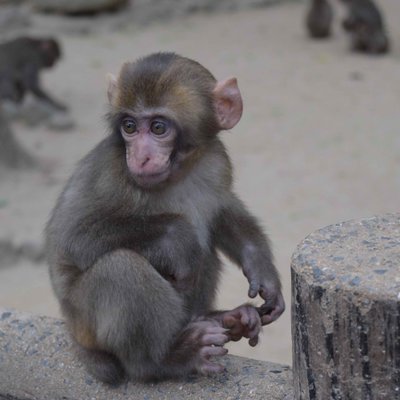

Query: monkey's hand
[248,280,285,325]
[221,305,261,347]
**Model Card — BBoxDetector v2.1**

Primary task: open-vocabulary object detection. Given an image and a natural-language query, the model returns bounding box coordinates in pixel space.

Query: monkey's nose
[140,157,151,168]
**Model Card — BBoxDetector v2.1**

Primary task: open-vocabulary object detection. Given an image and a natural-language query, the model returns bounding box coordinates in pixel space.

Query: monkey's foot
[185,319,229,374]
[352,33,390,54]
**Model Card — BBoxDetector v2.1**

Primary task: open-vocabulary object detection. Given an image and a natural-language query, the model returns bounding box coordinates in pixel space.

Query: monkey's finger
[229,329,244,340]
[229,334,242,342]
[200,345,228,359]
[247,308,261,331]
[225,320,244,337]
[249,335,259,347]
[240,310,250,327]
[206,325,229,333]
[260,296,285,325]
[199,360,225,375]
[222,315,237,329]
[225,321,247,339]
[261,316,273,325]
[261,312,279,325]
[201,333,229,347]
[261,308,283,325]
[248,282,260,298]
[248,321,261,341]
[257,304,274,316]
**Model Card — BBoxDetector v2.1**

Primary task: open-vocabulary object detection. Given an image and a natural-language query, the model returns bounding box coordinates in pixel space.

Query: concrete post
[291,214,400,400]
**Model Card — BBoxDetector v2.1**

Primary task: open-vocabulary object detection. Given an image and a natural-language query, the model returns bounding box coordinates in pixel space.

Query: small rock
[349,71,364,81]
[1,312,12,321]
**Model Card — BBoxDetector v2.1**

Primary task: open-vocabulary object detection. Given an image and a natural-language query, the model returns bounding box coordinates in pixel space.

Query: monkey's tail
[77,346,126,385]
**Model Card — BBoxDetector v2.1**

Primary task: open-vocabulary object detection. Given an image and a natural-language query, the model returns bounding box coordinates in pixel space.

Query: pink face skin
[120,115,177,188]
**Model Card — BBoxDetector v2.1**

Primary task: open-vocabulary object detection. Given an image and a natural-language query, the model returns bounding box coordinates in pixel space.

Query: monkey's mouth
[133,168,171,188]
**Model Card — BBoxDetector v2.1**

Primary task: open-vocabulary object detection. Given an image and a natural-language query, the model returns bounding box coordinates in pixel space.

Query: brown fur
[46,53,284,384]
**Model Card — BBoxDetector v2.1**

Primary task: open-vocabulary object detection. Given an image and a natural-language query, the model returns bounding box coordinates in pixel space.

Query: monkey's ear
[213,77,243,130]
[107,73,118,104]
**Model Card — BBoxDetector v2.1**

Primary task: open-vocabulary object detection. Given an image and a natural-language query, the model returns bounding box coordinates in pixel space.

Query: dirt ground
[0,0,399,367]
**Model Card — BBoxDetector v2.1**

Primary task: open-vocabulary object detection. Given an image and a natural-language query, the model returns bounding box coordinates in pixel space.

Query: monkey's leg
[306,0,334,39]
[213,195,285,325]
[68,250,228,383]
[68,249,186,383]
[341,1,390,54]
[22,65,67,111]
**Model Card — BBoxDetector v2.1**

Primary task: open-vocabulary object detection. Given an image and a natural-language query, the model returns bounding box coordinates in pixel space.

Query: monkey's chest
[185,207,214,251]
[159,189,220,252]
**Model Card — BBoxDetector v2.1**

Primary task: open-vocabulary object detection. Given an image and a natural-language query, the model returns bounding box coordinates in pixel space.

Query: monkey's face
[108,53,243,188]
[118,113,179,188]
[40,39,61,68]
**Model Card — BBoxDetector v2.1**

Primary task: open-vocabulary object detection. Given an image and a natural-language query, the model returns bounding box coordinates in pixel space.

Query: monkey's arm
[212,196,285,324]
[22,64,67,111]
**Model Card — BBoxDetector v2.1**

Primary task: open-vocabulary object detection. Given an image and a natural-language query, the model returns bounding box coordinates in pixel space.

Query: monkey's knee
[73,250,187,378]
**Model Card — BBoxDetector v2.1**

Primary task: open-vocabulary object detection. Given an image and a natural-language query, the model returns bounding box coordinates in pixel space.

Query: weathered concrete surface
[292,214,400,400]
[0,309,293,400]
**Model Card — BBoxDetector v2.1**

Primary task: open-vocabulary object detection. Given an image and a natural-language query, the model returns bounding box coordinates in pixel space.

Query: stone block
[0,308,293,400]
[291,214,400,399]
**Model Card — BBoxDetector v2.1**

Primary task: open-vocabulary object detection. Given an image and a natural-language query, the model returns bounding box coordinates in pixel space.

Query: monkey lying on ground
[306,0,390,54]
[46,53,285,384]
[0,36,67,111]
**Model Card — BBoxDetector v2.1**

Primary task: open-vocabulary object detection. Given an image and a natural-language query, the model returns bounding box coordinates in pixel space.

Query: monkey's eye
[121,118,137,135]
[151,120,168,136]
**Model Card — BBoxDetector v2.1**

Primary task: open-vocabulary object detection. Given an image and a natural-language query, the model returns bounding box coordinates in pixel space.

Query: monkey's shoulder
[48,138,123,218]
[72,136,125,187]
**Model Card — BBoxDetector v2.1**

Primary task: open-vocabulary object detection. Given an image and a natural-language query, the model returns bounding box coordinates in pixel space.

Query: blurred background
[0,0,399,367]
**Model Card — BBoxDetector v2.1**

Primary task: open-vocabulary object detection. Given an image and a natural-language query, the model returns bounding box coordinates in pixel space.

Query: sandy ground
[0,0,400,367]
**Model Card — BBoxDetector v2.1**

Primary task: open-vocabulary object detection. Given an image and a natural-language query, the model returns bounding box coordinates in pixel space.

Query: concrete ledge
[0,309,293,400]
